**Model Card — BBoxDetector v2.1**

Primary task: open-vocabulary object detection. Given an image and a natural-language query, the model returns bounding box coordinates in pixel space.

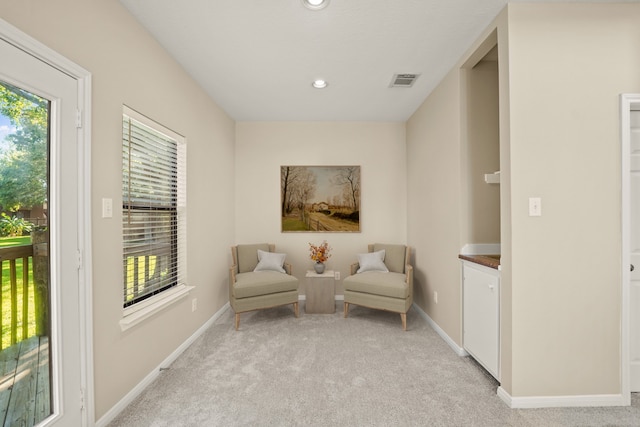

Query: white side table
[305,270,335,314]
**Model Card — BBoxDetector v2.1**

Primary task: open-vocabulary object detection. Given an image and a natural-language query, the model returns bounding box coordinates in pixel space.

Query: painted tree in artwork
[281,166,316,218]
[0,82,48,212]
[293,168,316,220]
[281,166,299,215]
[331,166,360,212]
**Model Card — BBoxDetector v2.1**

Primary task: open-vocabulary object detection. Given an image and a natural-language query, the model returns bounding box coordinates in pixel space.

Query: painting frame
[281,165,361,233]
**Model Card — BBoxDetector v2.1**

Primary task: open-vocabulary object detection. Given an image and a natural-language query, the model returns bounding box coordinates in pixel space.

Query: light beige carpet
[109,303,639,426]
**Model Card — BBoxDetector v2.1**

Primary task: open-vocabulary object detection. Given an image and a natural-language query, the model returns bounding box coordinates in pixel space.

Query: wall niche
[462,41,500,246]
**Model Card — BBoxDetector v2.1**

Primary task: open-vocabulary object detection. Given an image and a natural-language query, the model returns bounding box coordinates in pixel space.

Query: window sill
[119,284,194,332]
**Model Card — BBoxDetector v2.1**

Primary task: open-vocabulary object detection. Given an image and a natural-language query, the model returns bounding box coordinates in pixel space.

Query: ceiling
[120,0,634,122]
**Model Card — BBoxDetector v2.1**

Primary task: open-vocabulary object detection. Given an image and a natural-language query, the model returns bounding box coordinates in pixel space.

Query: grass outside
[124,255,163,303]
[0,235,36,349]
[0,235,30,248]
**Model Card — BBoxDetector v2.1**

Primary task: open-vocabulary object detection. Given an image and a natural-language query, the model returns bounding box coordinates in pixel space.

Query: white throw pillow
[254,249,286,273]
[357,249,388,273]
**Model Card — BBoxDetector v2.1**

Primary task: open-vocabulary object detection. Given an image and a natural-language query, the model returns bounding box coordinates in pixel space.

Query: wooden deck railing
[0,244,37,350]
[123,242,172,305]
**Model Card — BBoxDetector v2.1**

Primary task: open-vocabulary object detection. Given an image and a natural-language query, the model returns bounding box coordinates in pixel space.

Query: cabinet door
[463,264,499,378]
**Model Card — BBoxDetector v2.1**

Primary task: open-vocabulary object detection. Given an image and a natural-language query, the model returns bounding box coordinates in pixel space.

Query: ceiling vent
[389,73,420,88]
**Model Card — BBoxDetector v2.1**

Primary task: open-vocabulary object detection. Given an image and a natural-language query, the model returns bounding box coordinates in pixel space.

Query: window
[122,107,186,310]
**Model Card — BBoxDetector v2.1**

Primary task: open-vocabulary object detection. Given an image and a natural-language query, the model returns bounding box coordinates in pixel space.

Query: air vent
[390,73,420,88]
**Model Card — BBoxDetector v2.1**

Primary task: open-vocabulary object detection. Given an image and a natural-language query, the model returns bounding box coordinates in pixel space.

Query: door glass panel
[0,81,51,425]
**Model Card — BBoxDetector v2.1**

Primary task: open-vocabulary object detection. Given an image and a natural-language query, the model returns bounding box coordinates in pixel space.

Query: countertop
[458,254,500,270]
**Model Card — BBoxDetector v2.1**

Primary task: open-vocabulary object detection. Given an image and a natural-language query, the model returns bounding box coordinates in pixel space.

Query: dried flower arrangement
[309,240,332,264]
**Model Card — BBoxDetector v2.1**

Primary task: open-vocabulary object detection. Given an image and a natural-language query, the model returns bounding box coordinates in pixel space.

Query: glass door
[0,35,83,426]
[0,79,52,426]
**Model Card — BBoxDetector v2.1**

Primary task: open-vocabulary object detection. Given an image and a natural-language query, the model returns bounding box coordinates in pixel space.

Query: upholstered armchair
[229,243,299,330]
[343,243,413,330]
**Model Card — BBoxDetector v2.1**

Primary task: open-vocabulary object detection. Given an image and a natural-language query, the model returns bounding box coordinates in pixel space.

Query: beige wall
[0,0,235,419]
[507,3,640,397]
[235,122,407,295]
[408,2,640,400]
[496,10,513,396]
[406,70,464,343]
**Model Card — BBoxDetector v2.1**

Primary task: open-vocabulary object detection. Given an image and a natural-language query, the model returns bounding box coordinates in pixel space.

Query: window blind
[122,107,186,307]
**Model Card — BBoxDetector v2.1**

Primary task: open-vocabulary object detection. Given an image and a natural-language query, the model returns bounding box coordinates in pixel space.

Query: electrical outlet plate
[191,298,197,312]
[334,271,340,280]
[102,198,113,218]
[434,291,438,304]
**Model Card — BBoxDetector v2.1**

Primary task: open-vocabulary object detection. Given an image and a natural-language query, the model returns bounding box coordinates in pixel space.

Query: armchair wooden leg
[235,313,240,331]
[293,301,299,318]
[400,313,407,331]
[344,302,349,318]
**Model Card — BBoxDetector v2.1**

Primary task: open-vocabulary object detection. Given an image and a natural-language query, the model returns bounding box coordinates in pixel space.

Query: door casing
[0,17,94,425]
[621,93,640,404]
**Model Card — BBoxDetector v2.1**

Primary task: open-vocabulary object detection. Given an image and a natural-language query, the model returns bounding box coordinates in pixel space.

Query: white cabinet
[462,261,500,380]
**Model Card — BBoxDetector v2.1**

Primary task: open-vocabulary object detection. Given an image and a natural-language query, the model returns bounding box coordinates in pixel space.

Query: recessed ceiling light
[302,0,329,11]
[312,79,328,89]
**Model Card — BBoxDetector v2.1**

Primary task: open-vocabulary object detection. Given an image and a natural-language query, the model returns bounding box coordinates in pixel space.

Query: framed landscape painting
[281,165,360,232]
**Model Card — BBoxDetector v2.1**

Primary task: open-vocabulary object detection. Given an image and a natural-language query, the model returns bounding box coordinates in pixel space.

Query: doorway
[622,93,640,400]
[0,21,92,426]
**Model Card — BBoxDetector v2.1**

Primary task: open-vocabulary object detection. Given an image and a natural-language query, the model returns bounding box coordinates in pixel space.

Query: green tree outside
[0,81,48,213]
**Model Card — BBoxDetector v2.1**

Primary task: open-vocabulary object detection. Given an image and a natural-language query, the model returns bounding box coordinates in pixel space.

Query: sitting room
[0,0,639,425]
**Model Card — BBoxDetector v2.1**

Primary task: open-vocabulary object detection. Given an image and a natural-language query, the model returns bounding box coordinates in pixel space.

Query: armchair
[343,243,413,330]
[229,243,299,330]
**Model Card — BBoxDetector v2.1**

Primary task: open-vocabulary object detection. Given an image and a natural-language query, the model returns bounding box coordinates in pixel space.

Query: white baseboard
[95,303,231,427]
[497,386,628,408]
[413,305,630,409]
[412,303,467,357]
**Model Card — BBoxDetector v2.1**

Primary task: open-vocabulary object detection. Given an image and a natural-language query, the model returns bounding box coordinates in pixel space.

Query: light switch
[102,198,113,218]
[529,197,541,217]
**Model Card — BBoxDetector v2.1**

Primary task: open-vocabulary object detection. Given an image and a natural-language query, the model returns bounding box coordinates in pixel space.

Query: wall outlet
[334,271,340,280]
[434,291,438,304]
[191,298,197,312]
[102,198,113,218]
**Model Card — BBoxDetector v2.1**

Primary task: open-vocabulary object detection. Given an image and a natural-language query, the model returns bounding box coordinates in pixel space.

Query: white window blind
[122,107,186,308]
